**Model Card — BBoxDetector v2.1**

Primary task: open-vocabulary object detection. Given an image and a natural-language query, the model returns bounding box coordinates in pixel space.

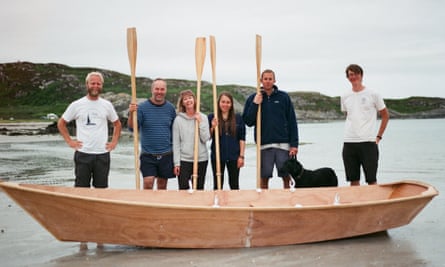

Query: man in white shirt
[341,64,389,186]
[58,71,121,188]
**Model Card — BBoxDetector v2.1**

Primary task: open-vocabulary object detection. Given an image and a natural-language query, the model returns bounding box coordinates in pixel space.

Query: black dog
[280,157,338,188]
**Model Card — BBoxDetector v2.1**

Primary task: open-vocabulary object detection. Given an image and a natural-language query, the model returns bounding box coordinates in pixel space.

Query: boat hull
[0,180,438,248]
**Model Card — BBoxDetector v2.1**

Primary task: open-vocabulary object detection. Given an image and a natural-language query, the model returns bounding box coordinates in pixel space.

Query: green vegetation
[1,62,444,120]
[385,97,445,113]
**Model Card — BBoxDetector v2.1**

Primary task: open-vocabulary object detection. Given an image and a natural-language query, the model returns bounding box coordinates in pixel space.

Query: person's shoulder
[341,90,354,98]
[274,88,292,101]
[73,96,87,103]
[276,89,289,96]
[165,100,176,109]
[235,113,244,122]
[363,87,383,98]
[246,92,257,100]
[98,96,112,104]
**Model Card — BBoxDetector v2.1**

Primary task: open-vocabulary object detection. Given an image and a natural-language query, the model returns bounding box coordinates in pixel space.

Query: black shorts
[74,151,110,188]
[342,142,379,183]
[140,152,174,179]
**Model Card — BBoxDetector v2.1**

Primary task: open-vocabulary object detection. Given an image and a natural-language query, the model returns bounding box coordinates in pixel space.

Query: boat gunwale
[0,180,438,212]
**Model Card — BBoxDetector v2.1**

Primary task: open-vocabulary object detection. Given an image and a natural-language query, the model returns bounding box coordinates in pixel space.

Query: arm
[208,114,217,136]
[172,119,182,176]
[376,108,389,144]
[127,102,137,130]
[287,95,299,151]
[237,140,246,168]
[198,113,211,142]
[57,118,82,150]
[106,119,122,151]
[242,93,261,126]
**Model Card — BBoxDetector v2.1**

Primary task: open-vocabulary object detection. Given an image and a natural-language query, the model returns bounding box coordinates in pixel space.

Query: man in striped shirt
[128,78,177,189]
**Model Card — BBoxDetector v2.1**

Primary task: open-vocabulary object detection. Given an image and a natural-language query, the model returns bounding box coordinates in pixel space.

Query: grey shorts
[261,148,290,179]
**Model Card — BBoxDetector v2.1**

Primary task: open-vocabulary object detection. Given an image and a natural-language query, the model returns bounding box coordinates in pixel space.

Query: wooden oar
[193,37,206,190]
[210,35,222,190]
[255,34,262,190]
[126,27,140,190]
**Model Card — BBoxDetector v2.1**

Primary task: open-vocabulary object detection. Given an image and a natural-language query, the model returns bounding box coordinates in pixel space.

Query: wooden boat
[0,180,438,248]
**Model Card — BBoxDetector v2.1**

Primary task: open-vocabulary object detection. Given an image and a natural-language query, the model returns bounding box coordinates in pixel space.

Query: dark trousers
[178,161,208,190]
[74,151,110,188]
[211,160,240,190]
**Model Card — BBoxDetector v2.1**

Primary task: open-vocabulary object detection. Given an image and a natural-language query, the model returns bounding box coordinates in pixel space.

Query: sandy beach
[1,119,444,267]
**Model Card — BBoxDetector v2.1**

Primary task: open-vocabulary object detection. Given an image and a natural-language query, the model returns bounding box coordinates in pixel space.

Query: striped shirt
[135,99,176,154]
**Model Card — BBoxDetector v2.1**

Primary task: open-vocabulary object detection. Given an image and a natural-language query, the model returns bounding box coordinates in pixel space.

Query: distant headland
[1,62,444,127]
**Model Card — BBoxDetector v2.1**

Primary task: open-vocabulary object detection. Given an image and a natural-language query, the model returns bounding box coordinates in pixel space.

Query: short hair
[345,64,363,78]
[177,89,196,112]
[85,71,104,83]
[151,78,167,90]
[261,69,276,80]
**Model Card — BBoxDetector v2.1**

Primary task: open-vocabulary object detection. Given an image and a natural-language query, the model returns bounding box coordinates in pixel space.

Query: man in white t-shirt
[341,64,389,186]
[58,71,122,188]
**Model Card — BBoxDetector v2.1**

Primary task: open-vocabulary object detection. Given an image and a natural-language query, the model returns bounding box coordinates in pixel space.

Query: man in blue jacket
[243,69,299,189]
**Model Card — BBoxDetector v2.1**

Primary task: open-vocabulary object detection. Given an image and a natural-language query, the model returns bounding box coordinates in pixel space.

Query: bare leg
[156,178,167,190]
[79,242,88,251]
[143,176,155,189]
[282,176,290,189]
[260,178,269,189]
[350,180,360,186]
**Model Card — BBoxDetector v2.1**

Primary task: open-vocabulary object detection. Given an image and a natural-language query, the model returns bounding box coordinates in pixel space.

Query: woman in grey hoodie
[173,90,211,190]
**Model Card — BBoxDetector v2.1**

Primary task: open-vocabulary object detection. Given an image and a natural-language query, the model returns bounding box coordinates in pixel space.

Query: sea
[0,118,444,266]
[0,118,443,189]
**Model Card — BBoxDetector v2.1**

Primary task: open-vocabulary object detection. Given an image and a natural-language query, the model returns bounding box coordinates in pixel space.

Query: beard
[87,87,102,97]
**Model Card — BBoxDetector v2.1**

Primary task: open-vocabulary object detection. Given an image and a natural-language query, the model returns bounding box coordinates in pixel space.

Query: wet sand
[0,135,443,266]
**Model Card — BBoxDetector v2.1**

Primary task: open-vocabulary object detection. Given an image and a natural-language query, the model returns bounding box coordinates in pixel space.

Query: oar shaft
[127,27,140,190]
[210,35,222,190]
[193,37,206,190]
[256,34,262,190]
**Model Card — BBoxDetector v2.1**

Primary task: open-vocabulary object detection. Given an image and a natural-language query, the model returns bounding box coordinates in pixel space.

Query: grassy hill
[1,62,444,121]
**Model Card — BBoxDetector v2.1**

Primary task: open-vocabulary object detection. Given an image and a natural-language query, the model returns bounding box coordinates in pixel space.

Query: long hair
[177,89,196,113]
[217,91,236,137]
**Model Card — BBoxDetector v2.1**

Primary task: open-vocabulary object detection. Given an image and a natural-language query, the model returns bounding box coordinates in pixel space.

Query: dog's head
[281,158,304,179]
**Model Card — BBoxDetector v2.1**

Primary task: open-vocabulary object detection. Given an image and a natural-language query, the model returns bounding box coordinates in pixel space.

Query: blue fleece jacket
[242,86,299,148]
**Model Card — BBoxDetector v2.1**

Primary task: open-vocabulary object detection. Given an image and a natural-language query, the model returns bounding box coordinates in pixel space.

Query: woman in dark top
[208,92,246,190]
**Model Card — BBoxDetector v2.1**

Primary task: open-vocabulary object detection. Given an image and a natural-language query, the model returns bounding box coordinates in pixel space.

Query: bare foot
[79,242,88,251]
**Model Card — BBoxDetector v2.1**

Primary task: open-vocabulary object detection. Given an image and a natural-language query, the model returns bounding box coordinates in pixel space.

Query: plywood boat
[0,180,438,248]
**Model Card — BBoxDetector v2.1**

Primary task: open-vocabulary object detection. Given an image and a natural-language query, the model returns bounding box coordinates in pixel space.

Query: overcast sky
[1,0,444,98]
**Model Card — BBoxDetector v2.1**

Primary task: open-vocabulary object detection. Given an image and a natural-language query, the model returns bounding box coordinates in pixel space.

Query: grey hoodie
[173,112,210,166]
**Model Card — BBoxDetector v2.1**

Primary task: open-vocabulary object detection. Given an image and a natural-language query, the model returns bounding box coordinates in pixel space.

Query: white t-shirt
[341,88,386,142]
[62,96,119,154]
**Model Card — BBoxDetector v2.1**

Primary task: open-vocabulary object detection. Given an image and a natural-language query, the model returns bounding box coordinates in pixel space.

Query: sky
[1,0,444,99]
